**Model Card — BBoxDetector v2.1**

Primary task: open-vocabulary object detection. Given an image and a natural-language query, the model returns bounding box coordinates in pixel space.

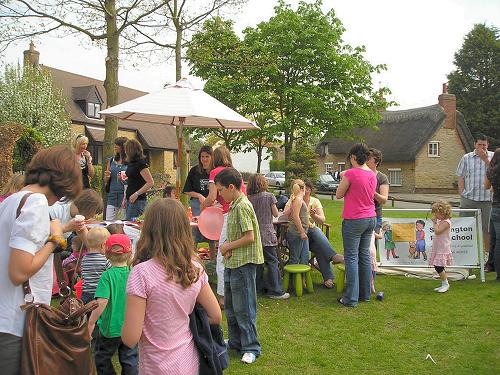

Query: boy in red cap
[88,234,138,374]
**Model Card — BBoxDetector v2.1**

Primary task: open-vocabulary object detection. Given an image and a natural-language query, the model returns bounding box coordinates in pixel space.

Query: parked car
[264,171,285,187]
[316,173,339,192]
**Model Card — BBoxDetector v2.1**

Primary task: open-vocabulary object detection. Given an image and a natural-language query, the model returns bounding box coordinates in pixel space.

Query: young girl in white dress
[429,200,453,293]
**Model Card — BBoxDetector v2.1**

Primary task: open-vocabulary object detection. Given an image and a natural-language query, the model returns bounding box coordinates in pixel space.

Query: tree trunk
[256,144,263,173]
[173,0,189,206]
[102,0,119,217]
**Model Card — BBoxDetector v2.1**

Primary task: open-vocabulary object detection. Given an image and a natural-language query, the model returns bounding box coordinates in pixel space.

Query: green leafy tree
[0,64,70,147]
[285,142,318,187]
[447,24,500,148]
[244,0,389,171]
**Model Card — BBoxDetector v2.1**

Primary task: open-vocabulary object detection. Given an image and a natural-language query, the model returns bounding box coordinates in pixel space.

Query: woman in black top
[124,139,154,220]
[71,133,95,189]
[183,145,214,251]
[485,148,500,280]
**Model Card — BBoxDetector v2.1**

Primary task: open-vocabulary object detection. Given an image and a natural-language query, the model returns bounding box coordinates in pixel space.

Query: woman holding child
[0,146,82,373]
[336,143,376,307]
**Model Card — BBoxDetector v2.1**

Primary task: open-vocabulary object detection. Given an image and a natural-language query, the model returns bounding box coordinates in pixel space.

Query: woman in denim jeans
[336,143,377,307]
[286,179,309,265]
[485,148,500,281]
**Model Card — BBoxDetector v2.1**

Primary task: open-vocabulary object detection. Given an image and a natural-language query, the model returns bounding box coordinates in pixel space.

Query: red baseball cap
[105,234,131,254]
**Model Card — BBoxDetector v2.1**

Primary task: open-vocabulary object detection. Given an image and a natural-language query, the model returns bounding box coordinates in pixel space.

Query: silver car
[264,171,285,187]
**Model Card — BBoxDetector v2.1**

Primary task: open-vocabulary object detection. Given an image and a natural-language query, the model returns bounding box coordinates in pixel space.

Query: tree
[0,64,71,148]
[186,16,278,171]
[447,24,500,148]
[285,141,318,187]
[0,0,167,189]
[245,0,388,171]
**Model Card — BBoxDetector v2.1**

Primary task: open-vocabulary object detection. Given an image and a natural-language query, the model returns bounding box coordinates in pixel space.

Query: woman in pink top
[336,143,376,307]
[122,199,221,375]
[200,146,246,309]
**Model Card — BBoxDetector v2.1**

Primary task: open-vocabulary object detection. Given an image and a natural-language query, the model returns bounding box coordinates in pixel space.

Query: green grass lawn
[220,199,500,374]
[106,198,499,373]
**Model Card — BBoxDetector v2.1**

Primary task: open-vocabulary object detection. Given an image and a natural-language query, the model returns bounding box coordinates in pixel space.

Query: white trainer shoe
[269,292,290,300]
[241,352,256,364]
[437,284,450,293]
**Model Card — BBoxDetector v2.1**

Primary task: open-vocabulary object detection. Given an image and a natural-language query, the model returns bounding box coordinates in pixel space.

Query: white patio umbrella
[100,78,258,190]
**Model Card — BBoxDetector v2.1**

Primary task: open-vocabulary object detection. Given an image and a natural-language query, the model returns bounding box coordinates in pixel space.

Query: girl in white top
[0,146,82,374]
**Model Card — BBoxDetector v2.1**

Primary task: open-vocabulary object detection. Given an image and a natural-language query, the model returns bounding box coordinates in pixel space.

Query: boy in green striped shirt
[215,167,264,364]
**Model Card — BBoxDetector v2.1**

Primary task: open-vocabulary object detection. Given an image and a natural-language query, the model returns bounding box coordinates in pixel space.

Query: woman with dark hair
[123,139,154,221]
[336,143,377,307]
[71,133,95,189]
[104,137,128,220]
[183,145,214,251]
[485,148,500,281]
[0,145,82,373]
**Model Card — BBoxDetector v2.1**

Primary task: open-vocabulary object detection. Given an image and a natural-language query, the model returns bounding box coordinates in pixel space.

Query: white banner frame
[380,208,485,282]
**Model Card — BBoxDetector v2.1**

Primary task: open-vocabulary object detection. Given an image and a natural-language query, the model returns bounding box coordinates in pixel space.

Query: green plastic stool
[282,264,314,297]
[334,264,346,293]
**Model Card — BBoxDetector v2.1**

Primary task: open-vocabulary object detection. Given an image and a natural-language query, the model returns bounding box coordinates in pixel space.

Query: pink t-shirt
[127,259,208,375]
[342,168,376,219]
[209,166,247,214]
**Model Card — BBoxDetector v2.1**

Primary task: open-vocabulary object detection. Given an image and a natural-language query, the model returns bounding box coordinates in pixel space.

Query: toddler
[429,200,453,293]
[81,227,111,303]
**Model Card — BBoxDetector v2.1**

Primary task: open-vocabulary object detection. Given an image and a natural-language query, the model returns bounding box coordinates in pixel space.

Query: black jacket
[189,303,229,375]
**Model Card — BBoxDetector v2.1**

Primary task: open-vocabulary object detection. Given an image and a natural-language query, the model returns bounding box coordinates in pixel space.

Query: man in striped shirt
[456,134,493,253]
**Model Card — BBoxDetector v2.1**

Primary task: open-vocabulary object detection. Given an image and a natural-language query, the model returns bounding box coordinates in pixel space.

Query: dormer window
[87,102,101,119]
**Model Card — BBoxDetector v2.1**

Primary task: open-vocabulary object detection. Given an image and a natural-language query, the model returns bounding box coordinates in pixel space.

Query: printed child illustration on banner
[377,217,478,267]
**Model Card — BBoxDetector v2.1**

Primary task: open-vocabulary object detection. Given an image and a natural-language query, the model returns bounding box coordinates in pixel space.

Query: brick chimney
[438,83,456,129]
[23,42,40,68]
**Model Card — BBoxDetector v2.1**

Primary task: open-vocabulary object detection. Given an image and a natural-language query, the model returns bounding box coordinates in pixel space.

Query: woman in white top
[0,145,82,374]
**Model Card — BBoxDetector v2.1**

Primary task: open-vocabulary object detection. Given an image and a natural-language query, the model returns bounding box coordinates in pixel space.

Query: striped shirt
[126,259,207,375]
[456,150,493,202]
[224,194,264,269]
[81,253,111,294]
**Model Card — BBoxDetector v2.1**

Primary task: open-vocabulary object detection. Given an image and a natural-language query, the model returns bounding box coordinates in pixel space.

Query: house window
[428,142,440,157]
[324,162,333,173]
[337,162,345,172]
[388,168,402,186]
[86,102,101,119]
[322,144,329,156]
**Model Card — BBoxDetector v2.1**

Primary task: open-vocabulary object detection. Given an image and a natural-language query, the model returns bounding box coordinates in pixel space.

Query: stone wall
[414,126,465,193]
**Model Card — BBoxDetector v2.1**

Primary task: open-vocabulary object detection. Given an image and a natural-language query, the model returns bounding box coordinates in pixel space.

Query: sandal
[323,279,334,289]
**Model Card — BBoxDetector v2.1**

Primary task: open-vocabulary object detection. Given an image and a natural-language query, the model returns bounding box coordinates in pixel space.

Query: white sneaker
[434,286,442,291]
[269,292,290,300]
[241,352,256,364]
[437,284,449,293]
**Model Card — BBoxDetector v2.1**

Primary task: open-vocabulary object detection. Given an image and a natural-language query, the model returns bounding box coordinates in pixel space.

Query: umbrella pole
[176,117,185,200]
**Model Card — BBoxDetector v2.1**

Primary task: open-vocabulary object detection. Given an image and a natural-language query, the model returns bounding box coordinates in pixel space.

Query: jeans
[342,217,376,306]
[490,207,500,280]
[256,246,284,296]
[125,199,147,221]
[0,333,22,375]
[308,226,337,281]
[286,230,309,265]
[95,332,138,375]
[224,264,261,356]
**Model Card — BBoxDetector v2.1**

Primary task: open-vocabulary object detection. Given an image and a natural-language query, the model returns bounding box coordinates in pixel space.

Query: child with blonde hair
[429,200,453,293]
[122,199,221,374]
[81,227,111,303]
[286,179,309,265]
[0,173,24,203]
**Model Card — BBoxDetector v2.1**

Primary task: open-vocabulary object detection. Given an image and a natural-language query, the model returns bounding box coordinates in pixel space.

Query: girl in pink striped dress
[429,200,454,293]
[122,199,222,375]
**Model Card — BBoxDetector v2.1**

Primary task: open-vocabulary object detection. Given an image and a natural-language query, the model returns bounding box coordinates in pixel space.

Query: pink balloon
[198,207,224,240]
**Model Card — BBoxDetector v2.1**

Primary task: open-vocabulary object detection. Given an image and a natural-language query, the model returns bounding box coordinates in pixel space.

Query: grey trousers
[0,332,22,375]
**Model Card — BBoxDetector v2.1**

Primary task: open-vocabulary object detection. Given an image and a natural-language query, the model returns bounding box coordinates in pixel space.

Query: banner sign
[378,217,478,267]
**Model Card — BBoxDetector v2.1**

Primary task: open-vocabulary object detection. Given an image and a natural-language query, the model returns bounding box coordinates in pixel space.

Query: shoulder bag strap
[16,193,34,300]
[71,242,85,285]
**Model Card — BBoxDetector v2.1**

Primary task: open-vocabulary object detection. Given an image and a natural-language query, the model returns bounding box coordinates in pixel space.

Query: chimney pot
[442,83,448,94]
[23,42,40,68]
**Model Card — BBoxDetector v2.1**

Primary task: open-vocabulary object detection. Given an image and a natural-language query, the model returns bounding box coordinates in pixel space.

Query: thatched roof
[318,104,474,162]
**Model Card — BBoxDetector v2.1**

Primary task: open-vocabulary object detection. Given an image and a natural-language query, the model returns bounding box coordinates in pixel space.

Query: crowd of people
[0,131,498,374]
